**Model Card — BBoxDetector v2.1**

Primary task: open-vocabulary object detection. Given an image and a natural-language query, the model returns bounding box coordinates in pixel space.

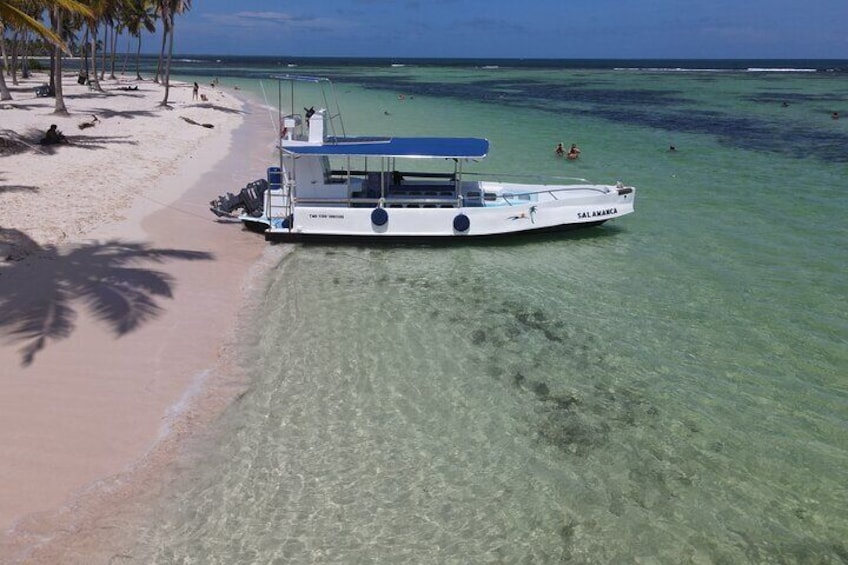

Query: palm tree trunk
[160,17,175,106]
[154,19,168,83]
[52,7,68,116]
[0,22,8,76]
[10,30,19,85]
[0,62,11,101]
[135,36,143,80]
[80,28,87,74]
[109,25,117,79]
[89,24,103,92]
[0,30,10,100]
[21,30,31,79]
[49,50,55,93]
[120,33,130,77]
[99,25,107,80]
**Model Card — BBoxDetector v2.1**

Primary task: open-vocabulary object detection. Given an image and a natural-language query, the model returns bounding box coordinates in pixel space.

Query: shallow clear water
[140,60,848,563]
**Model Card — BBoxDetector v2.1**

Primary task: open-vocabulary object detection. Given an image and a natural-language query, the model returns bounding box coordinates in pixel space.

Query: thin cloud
[202,11,346,32]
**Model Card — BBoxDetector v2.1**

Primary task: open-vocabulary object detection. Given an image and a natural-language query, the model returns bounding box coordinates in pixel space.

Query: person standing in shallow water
[555,142,564,157]
[566,143,581,160]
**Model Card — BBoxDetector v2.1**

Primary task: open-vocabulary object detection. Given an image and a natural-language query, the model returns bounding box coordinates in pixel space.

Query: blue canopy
[283,137,490,159]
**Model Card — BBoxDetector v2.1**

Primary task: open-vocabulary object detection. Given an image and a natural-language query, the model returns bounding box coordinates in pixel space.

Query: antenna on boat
[324,79,346,139]
[258,80,279,136]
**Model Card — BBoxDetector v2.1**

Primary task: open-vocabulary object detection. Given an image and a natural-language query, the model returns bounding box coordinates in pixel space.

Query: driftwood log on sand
[181,116,215,129]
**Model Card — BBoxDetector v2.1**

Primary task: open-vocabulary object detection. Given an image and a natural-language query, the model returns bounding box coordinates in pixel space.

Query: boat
[210,75,636,241]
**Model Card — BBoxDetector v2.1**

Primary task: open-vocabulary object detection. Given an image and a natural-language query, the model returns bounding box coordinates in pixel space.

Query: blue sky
[166,0,847,59]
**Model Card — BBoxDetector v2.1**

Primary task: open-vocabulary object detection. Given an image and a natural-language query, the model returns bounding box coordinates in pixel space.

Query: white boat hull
[261,184,634,241]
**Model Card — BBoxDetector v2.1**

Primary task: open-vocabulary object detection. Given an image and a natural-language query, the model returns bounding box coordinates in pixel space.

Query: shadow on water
[268,223,625,251]
[0,228,213,367]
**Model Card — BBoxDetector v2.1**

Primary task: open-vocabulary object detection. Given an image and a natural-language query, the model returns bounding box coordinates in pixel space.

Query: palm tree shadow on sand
[0,229,213,367]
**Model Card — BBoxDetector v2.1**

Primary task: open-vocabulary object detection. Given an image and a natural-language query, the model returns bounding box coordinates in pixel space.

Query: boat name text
[578,208,618,219]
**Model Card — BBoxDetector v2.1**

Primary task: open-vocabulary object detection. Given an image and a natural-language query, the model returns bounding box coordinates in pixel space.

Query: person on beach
[566,143,581,160]
[193,82,199,100]
[39,124,67,145]
[555,142,565,157]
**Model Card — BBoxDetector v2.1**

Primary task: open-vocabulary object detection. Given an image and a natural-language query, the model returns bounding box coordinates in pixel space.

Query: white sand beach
[0,73,278,562]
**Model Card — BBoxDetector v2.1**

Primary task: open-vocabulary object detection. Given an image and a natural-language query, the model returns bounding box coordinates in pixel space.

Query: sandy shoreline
[1,73,282,562]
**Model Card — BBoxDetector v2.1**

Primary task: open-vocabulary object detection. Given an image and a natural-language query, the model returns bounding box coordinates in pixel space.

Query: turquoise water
[140,62,848,563]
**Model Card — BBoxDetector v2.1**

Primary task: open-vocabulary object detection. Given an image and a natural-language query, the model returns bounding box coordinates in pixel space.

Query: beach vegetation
[0,1,93,110]
[122,0,156,80]
[0,0,91,50]
[79,0,116,93]
[0,0,188,112]
[155,0,191,107]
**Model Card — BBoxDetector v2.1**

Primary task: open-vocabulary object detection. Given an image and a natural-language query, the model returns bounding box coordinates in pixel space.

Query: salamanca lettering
[578,208,618,219]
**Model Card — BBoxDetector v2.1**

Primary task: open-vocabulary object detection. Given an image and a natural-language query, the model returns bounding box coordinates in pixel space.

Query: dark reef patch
[334,74,848,163]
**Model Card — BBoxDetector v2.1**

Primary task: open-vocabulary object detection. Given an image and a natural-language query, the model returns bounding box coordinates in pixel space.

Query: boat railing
[464,171,591,184]
[329,170,456,181]
[497,184,615,207]
[294,195,462,208]
[292,184,613,207]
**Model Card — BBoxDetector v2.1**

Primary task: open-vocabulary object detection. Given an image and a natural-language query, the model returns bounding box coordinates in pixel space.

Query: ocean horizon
[155,55,848,73]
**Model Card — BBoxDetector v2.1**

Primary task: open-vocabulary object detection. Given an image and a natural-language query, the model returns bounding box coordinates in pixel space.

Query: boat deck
[343,171,486,208]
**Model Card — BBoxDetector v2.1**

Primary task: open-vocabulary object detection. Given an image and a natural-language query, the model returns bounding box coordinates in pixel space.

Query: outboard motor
[210,178,269,218]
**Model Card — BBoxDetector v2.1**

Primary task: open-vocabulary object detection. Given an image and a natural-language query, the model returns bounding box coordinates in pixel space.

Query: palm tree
[6,2,43,86]
[122,0,155,80]
[48,4,68,112]
[0,0,93,106]
[157,0,189,107]
[0,1,91,48]
[1,20,9,77]
[81,0,114,92]
[0,24,10,100]
[50,3,93,114]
